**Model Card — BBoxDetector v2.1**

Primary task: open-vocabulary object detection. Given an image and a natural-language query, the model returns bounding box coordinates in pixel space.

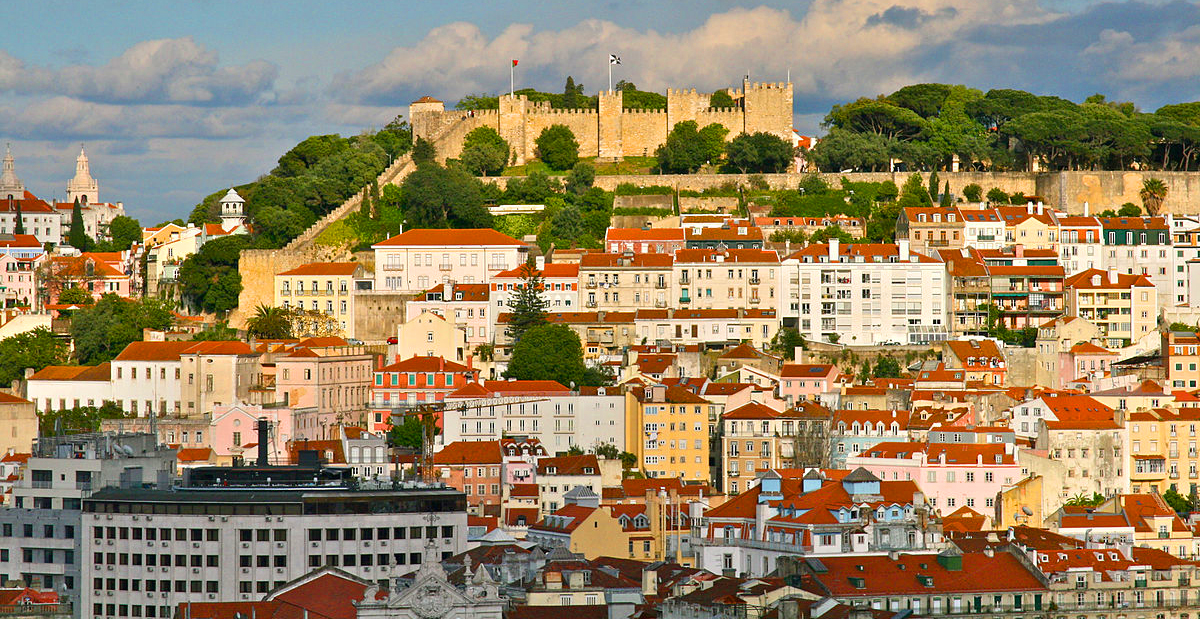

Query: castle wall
[694,109,745,137]
[619,109,668,158]
[524,108,600,162]
[743,82,794,142]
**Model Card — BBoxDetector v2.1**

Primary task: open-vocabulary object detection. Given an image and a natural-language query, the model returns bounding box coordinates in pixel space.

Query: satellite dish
[1021,506,1034,516]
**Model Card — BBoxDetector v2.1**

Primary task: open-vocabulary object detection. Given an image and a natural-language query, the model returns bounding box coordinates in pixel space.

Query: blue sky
[1,0,1198,223]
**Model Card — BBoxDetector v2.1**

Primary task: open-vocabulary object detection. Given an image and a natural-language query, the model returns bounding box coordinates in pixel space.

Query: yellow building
[1127,407,1200,495]
[397,310,468,362]
[525,491,694,564]
[0,393,37,455]
[275,262,366,339]
[1065,269,1157,348]
[625,384,714,482]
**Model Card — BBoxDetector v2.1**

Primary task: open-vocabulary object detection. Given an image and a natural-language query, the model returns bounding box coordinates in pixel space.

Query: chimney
[1026,202,1034,214]
[898,239,910,262]
[828,238,839,262]
[256,418,270,467]
[535,255,546,269]
[1083,201,1090,216]
[1015,244,1024,258]
[642,568,658,596]
[442,282,452,298]
[1037,201,1044,215]
[1108,267,1118,285]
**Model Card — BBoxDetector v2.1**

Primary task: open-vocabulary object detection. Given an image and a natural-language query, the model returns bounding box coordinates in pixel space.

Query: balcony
[927,239,950,247]
[749,277,760,285]
[679,295,691,304]
[439,263,452,271]
[586,281,597,289]
[279,290,290,296]
[586,300,598,308]
[655,280,668,289]
[655,300,667,308]
[75,481,92,491]
[749,297,761,305]
[30,481,52,489]
[382,262,403,271]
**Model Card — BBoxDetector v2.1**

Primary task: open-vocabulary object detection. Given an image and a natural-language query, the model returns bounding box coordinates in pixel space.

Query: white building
[782,240,948,345]
[372,228,526,293]
[81,477,467,619]
[440,382,626,453]
[959,208,1006,250]
[110,341,197,417]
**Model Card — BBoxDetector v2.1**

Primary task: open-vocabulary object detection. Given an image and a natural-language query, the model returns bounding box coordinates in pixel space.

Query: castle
[409,78,794,164]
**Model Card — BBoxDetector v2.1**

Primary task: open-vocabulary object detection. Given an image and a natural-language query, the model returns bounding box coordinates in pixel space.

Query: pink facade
[0,253,41,308]
[405,283,491,347]
[210,405,294,464]
[778,364,838,404]
[1065,342,1118,384]
[847,441,1021,514]
[274,350,373,413]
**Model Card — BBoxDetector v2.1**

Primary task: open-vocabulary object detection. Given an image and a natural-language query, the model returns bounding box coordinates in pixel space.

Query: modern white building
[27,363,114,412]
[81,468,467,619]
[441,383,626,453]
[782,240,948,345]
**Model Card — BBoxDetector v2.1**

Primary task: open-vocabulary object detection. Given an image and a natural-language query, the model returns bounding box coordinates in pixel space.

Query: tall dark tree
[68,198,87,248]
[927,170,940,203]
[504,260,548,344]
[12,200,23,235]
[562,76,585,109]
[412,137,437,164]
[939,181,952,207]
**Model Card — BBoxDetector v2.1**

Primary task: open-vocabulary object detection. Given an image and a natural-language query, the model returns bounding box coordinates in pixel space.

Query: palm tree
[1140,177,1168,216]
[245,304,292,339]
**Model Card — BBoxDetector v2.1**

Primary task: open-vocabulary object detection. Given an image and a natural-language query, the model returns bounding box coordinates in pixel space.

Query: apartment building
[273,345,374,414]
[1053,214,1103,275]
[896,206,965,255]
[782,240,948,345]
[634,309,779,350]
[720,402,809,495]
[673,248,780,311]
[1164,331,1200,390]
[432,438,546,509]
[1064,269,1158,348]
[110,341,199,417]
[404,282,491,348]
[179,341,260,418]
[999,205,1056,249]
[441,381,624,453]
[274,262,366,338]
[0,234,44,310]
[491,262,579,315]
[80,466,466,619]
[371,355,478,409]
[578,252,673,311]
[1034,411,1129,505]
[604,228,685,254]
[959,208,1006,250]
[27,363,113,412]
[829,409,910,468]
[625,384,714,482]
[1127,407,1200,495]
[752,215,865,239]
[372,228,526,292]
[848,441,1019,513]
[684,224,763,249]
[1099,216,1174,310]
[979,246,1066,330]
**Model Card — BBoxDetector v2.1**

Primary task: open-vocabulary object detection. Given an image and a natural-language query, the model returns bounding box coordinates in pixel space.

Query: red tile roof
[432,440,504,465]
[28,363,112,381]
[605,228,685,242]
[373,228,524,247]
[268,569,377,619]
[277,262,361,276]
[494,263,579,278]
[538,454,600,476]
[579,253,674,267]
[1065,268,1155,290]
[379,355,472,373]
[673,248,778,264]
[809,552,1045,596]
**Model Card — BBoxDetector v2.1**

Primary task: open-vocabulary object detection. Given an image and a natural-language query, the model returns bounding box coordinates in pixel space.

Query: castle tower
[598,90,624,160]
[66,145,99,205]
[0,144,25,200]
[498,94,529,165]
[219,188,246,231]
[409,96,446,142]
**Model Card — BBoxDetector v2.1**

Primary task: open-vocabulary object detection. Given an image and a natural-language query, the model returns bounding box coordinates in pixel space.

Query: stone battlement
[410,77,794,165]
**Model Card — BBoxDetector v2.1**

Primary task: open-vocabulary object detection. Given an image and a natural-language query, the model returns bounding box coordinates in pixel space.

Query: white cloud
[1085,26,1200,83]
[335,1,1055,107]
[0,37,277,105]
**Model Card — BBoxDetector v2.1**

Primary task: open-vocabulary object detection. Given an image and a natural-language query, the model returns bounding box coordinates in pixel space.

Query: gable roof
[28,363,112,381]
[277,262,361,276]
[373,228,524,247]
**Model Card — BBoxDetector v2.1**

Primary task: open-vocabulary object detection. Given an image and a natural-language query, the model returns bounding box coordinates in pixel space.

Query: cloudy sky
[3,0,1199,222]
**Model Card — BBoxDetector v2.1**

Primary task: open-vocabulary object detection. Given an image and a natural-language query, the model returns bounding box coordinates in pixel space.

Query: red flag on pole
[512,59,519,67]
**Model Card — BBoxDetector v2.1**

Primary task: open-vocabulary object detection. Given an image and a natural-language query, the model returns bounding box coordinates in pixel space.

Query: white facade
[81,485,467,619]
[371,229,525,293]
[111,358,182,417]
[440,393,626,453]
[27,368,114,413]
[782,240,948,345]
[1102,243,1175,312]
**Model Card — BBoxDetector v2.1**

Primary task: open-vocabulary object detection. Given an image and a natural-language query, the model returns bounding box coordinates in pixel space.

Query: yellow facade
[625,385,714,483]
[1127,409,1200,495]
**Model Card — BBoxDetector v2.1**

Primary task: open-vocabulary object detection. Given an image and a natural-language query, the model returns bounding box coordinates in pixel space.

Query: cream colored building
[0,393,37,455]
[371,228,526,293]
[396,309,469,362]
[275,346,374,415]
[275,262,367,338]
[578,252,674,311]
[1064,268,1158,349]
[179,341,262,418]
[673,248,780,311]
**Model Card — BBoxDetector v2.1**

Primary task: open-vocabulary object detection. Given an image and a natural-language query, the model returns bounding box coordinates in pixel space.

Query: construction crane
[386,395,551,482]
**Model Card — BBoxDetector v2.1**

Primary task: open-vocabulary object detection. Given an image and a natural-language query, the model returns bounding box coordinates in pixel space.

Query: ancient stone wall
[353,291,413,342]
[524,108,600,162]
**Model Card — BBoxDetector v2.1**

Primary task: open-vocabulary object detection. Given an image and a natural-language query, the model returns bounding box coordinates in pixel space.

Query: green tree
[594,443,620,459]
[618,451,638,471]
[177,235,251,314]
[71,295,174,364]
[400,162,492,229]
[1118,202,1142,216]
[58,287,94,305]
[105,216,142,251]
[825,98,927,142]
[710,90,736,108]
[962,183,983,202]
[191,322,239,341]
[898,173,933,208]
[564,162,595,195]
[1140,177,1168,216]
[887,83,953,119]
[927,170,940,203]
[535,125,580,171]
[411,137,437,165]
[551,206,583,241]
[809,226,854,245]
[0,327,69,388]
[12,200,22,235]
[939,181,952,207]
[986,187,1009,204]
[387,415,434,450]
[656,121,708,173]
[68,198,88,248]
[273,135,350,177]
[1064,492,1106,507]
[504,260,548,344]
[39,401,126,435]
[807,127,891,172]
[566,445,585,456]
[246,305,293,339]
[725,132,793,173]
[562,76,585,109]
[698,123,730,164]
[769,327,806,360]
[504,323,587,387]
[459,126,510,176]
[873,357,902,378]
[1163,488,1191,514]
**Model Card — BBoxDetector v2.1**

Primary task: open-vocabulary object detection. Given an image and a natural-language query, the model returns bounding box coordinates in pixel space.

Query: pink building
[274,346,374,413]
[405,282,491,347]
[0,252,41,310]
[1066,341,1119,384]
[210,404,294,465]
[371,228,526,293]
[604,228,686,254]
[847,441,1020,515]
[45,252,130,303]
[778,363,838,405]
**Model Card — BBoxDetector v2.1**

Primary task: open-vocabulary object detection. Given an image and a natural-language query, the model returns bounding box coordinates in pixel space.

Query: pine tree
[68,198,87,248]
[939,181,952,207]
[371,180,381,220]
[505,259,548,344]
[12,200,23,235]
[928,170,940,203]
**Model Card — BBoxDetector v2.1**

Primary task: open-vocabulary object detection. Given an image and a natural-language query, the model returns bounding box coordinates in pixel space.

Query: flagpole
[608,58,612,93]
[510,62,514,97]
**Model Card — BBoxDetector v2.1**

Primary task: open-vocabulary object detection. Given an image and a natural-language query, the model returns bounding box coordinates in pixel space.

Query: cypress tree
[927,170,940,203]
[939,181,952,207]
[68,198,87,248]
[12,199,23,235]
[504,259,548,344]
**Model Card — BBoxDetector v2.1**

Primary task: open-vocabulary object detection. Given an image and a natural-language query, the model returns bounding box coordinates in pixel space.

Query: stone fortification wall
[353,291,413,342]
[412,80,796,165]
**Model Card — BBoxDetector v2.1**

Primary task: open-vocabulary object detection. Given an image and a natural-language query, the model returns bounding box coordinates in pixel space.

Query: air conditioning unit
[192,568,200,574]
[241,568,249,574]
[208,594,216,600]
[107,565,114,571]
[161,567,168,573]
[220,516,228,522]
[147,542,153,548]
[275,568,284,574]
[147,592,153,598]
[264,517,271,522]
[192,542,200,549]
[310,542,318,548]
[241,543,249,549]
[107,591,113,597]
[93,515,100,520]
[364,566,371,572]
[106,515,113,520]
[161,592,168,598]
[380,541,387,547]
[276,542,284,549]
[93,540,100,546]
[107,540,114,545]
[161,542,168,548]
[207,516,214,522]
[147,567,153,573]
[363,541,370,547]
[276,517,283,522]
[146,516,153,521]
[132,516,139,521]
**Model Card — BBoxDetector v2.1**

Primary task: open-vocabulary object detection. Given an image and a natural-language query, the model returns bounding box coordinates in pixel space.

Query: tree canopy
[71,295,175,364]
[400,161,492,229]
[459,126,510,176]
[535,125,580,171]
[0,328,68,388]
[178,235,251,314]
